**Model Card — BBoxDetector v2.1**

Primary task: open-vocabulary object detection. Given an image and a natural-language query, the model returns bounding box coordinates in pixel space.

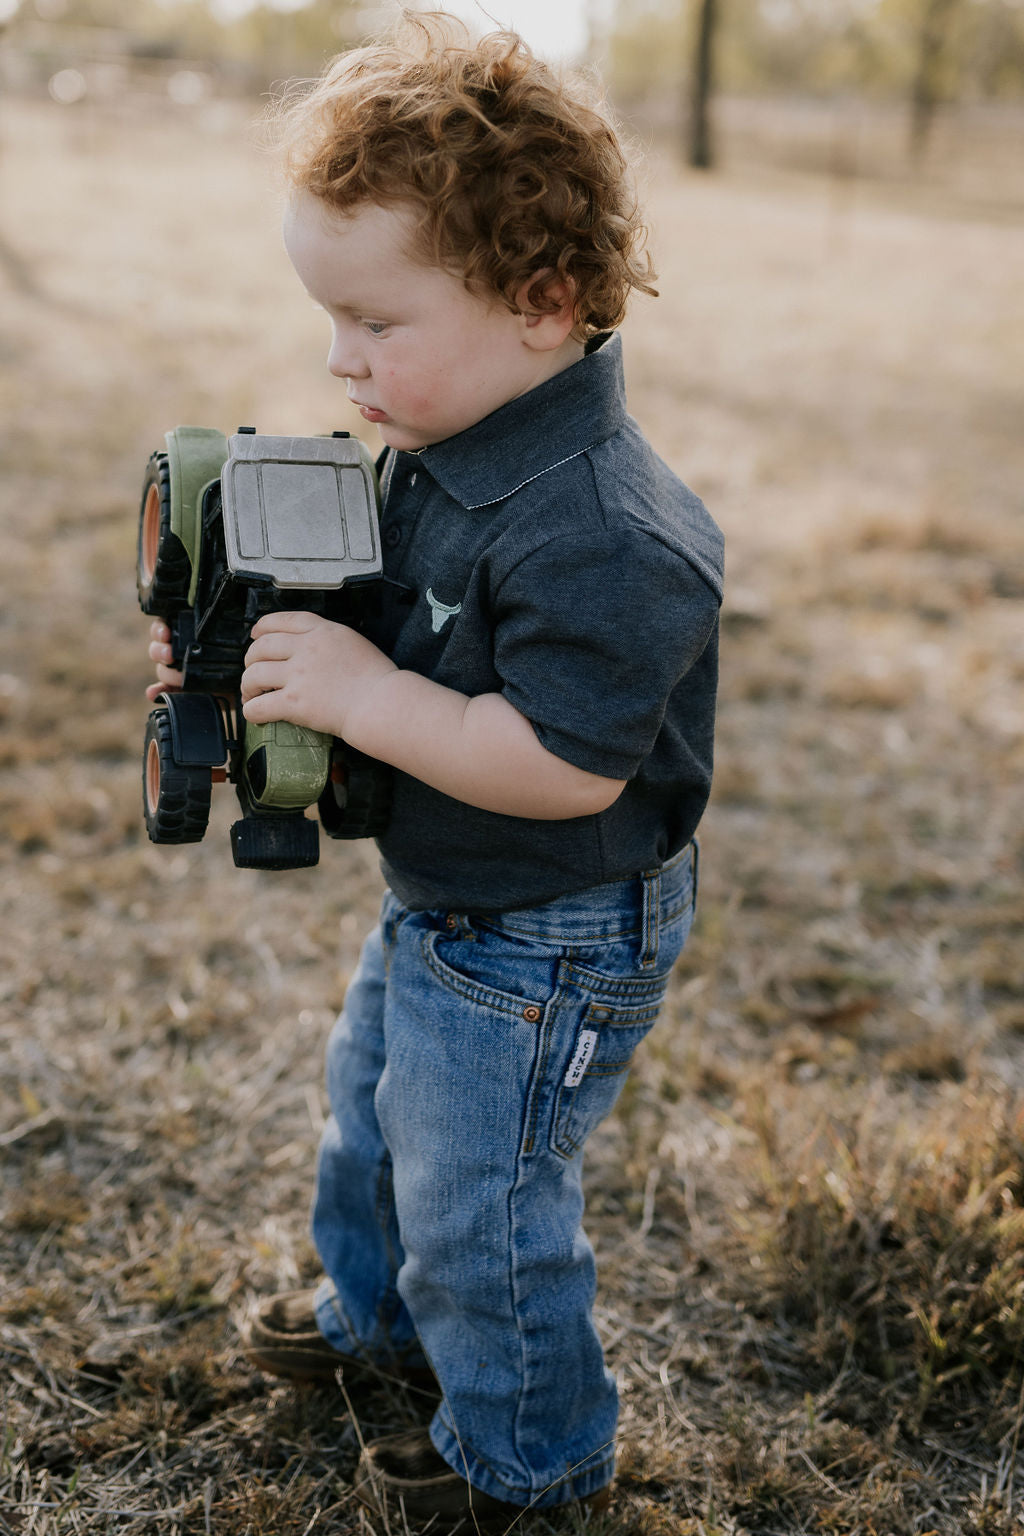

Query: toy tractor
[137,426,390,870]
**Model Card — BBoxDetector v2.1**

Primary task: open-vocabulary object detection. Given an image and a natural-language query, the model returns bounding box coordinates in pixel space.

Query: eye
[363,320,390,336]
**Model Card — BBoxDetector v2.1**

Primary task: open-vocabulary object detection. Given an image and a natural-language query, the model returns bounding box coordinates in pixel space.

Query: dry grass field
[1,88,1023,1535]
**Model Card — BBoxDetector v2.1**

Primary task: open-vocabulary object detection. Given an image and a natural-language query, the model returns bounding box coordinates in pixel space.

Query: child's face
[284,192,548,451]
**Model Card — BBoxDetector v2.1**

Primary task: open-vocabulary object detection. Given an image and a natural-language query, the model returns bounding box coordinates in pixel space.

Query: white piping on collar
[458,441,601,511]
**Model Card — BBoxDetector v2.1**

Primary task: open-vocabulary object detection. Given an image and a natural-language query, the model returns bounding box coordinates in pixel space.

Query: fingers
[145,662,183,701]
[239,660,286,703]
[241,688,285,724]
[243,631,296,665]
[148,637,175,666]
[243,616,314,676]
[249,610,320,640]
[148,618,175,667]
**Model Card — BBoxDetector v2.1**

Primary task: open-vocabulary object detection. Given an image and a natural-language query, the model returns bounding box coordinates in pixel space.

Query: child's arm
[240,611,624,820]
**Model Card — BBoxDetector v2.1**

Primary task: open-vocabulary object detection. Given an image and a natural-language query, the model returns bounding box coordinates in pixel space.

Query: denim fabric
[312,843,697,1508]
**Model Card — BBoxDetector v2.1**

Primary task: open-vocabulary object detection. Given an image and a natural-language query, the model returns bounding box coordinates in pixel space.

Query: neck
[526,335,587,392]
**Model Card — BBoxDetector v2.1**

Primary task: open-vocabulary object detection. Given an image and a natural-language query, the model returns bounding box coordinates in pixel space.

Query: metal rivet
[523,1005,542,1023]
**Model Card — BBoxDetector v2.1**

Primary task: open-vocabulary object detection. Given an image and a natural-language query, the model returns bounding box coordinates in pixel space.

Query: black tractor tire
[319,746,391,840]
[137,452,191,616]
[143,708,212,844]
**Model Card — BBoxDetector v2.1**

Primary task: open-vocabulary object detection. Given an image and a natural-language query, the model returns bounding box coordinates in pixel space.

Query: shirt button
[384,525,402,548]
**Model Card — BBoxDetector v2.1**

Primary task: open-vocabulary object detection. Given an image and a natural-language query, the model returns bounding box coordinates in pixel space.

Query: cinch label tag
[563,1029,599,1088]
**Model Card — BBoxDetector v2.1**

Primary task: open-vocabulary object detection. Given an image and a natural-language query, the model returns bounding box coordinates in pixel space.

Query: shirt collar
[408,331,627,510]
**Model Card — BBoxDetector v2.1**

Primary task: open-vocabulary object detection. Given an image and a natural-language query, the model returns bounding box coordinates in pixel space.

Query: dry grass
[1,89,1023,1534]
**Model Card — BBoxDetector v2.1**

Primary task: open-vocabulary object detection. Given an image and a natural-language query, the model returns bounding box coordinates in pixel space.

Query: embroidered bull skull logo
[425,589,463,634]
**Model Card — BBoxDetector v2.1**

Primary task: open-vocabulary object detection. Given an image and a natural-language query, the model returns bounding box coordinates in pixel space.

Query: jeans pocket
[421,927,557,1016]
[550,990,664,1160]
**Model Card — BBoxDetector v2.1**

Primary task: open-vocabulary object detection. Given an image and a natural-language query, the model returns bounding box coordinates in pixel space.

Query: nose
[327,322,368,381]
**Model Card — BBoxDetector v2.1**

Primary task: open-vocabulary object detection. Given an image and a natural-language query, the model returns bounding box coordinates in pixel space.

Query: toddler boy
[149,9,724,1526]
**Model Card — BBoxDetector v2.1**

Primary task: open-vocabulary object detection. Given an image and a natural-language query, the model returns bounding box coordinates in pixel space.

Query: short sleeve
[492,528,721,779]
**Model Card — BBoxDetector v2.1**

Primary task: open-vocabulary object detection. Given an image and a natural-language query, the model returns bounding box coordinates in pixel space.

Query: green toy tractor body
[137,426,390,870]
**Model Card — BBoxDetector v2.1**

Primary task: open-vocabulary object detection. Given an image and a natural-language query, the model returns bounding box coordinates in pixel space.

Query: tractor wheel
[319,746,391,840]
[137,452,191,616]
[143,709,212,844]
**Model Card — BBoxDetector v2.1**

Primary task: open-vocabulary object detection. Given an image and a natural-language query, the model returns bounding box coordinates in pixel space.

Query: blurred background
[3,0,1024,192]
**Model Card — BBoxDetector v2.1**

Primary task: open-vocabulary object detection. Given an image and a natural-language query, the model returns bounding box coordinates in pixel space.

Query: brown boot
[241,1289,435,1391]
[353,1427,612,1531]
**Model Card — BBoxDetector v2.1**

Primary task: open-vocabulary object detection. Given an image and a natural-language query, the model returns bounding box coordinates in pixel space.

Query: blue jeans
[311,843,697,1508]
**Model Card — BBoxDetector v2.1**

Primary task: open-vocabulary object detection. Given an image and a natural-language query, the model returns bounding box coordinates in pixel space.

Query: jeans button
[523,1005,542,1023]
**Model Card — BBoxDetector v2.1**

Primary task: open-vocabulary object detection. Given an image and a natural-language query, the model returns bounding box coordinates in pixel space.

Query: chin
[379,423,426,450]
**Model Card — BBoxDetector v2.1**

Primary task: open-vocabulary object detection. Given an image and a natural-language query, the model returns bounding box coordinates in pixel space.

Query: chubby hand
[241,610,397,738]
[146,618,184,701]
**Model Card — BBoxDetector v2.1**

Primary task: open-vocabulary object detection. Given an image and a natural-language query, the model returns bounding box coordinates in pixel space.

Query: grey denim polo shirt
[362,331,724,914]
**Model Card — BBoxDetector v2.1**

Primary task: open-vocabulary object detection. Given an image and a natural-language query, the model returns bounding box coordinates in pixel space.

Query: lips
[352,402,388,423]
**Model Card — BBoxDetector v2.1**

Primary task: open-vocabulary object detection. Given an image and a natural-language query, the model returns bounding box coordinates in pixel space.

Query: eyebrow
[315,289,401,318]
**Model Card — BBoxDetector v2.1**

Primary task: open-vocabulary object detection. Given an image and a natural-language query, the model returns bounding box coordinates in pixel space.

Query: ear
[514,271,577,351]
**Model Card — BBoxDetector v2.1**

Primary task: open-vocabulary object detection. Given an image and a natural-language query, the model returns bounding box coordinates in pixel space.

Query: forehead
[284,192,419,254]
[283,193,432,294]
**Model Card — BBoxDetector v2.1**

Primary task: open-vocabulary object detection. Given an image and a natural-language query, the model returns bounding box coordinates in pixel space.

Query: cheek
[382,360,446,418]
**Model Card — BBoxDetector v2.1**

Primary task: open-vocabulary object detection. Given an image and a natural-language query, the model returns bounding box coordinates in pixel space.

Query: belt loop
[442,911,475,939]
[639,866,661,969]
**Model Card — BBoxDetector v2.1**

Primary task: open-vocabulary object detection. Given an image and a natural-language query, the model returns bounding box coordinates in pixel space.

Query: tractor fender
[154,691,228,768]
[163,426,229,604]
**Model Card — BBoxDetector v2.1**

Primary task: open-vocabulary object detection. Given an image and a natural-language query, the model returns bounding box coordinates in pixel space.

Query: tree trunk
[689,0,718,170]
[909,0,958,162]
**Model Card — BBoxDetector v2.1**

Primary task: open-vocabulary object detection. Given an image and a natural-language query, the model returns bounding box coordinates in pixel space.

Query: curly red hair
[272,9,657,336]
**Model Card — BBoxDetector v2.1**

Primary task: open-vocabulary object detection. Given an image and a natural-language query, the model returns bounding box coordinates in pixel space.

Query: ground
[1,90,1023,1535]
